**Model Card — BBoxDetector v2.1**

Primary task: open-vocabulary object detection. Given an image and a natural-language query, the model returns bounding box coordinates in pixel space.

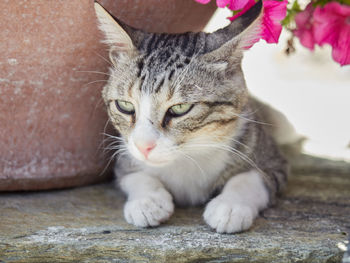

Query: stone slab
[0,155,349,262]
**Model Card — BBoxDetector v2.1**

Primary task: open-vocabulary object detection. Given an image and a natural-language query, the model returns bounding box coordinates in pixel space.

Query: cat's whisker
[103,119,111,136]
[173,67,190,90]
[102,138,125,151]
[228,138,251,150]
[237,107,276,126]
[102,132,124,141]
[116,150,129,164]
[188,135,252,151]
[93,51,115,68]
[76,70,115,78]
[218,145,260,170]
[103,138,123,145]
[240,108,260,117]
[83,79,108,87]
[101,130,127,156]
[146,146,179,160]
[90,97,106,119]
[102,144,119,155]
[172,55,196,91]
[98,147,123,177]
[234,113,273,126]
[176,150,206,178]
[194,84,203,90]
[104,144,122,151]
[103,142,127,154]
[181,142,262,174]
[100,130,125,155]
[102,142,122,152]
[212,136,251,151]
[98,120,111,151]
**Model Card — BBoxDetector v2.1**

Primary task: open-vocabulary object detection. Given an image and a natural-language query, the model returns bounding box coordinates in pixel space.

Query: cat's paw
[203,196,256,234]
[124,189,174,228]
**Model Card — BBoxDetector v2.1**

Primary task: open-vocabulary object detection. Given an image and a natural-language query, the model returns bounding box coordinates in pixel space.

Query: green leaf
[291,0,301,12]
[313,0,332,7]
[281,0,301,27]
[337,0,350,5]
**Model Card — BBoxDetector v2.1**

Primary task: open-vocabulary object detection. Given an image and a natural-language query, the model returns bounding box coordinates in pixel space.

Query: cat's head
[94,2,262,167]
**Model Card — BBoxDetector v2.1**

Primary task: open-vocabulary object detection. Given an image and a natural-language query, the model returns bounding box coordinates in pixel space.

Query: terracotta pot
[98,0,217,33]
[0,0,216,191]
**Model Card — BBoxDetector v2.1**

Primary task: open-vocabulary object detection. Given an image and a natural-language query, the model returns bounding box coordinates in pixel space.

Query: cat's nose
[135,141,156,159]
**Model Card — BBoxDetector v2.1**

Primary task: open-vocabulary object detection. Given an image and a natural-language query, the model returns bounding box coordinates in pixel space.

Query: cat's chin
[129,153,175,168]
[142,159,173,167]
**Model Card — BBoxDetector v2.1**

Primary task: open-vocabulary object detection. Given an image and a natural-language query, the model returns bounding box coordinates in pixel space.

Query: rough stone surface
[0,155,349,262]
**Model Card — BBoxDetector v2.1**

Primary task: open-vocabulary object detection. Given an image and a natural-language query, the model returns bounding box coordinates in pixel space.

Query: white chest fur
[148,149,231,206]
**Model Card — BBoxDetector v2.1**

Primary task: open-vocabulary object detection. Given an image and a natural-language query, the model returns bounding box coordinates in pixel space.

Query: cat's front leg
[119,172,174,228]
[203,170,269,233]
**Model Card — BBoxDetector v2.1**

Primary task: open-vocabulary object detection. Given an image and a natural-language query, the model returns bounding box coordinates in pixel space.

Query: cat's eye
[115,100,135,115]
[169,103,193,117]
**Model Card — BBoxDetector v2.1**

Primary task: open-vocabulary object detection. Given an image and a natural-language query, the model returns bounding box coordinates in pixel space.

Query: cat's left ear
[203,0,263,59]
[94,2,145,62]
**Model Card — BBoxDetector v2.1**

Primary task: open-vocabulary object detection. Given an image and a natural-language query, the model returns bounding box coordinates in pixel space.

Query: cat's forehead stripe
[155,78,165,93]
[136,60,144,77]
[145,34,157,55]
[168,69,175,81]
[140,32,204,58]
[137,53,190,94]
[133,32,208,95]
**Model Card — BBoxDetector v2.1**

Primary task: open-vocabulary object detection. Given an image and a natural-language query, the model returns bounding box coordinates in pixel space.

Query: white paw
[203,196,257,233]
[124,189,174,228]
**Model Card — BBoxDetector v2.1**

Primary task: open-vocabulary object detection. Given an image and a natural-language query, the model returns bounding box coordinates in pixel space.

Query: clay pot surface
[0,0,216,191]
[98,0,217,33]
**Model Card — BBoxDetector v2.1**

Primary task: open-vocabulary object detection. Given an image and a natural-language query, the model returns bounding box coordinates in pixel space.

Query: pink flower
[313,2,350,66]
[194,0,249,10]
[194,0,211,4]
[229,0,288,44]
[260,0,288,43]
[195,0,287,45]
[216,0,250,11]
[293,3,316,50]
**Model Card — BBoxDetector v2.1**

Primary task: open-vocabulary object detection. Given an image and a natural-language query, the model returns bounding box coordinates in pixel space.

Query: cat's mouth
[132,152,176,167]
[127,142,176,167]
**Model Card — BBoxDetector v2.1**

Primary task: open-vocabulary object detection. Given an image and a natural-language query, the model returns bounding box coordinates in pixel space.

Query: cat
[94,1,292,233]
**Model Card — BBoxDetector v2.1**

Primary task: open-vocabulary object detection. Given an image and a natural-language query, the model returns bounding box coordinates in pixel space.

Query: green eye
[169,103,193,116]
[115,100,135,114]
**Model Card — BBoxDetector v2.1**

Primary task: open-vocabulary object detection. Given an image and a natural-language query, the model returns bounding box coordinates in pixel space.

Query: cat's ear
[94,2,145,63]
[204,0,263,57]
[94,2,134,50]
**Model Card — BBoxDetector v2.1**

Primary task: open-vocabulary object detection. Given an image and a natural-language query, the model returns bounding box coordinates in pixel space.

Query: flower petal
[261,0,288,43]
[332,24,350,66]
[312,2,350,66]
[216,0,230,8]
[294,3,314,27]
[194,0,212,4]
[230,0,251,11]
[229,0,253,21]
[294,29,315,50]
[293,3,315,50]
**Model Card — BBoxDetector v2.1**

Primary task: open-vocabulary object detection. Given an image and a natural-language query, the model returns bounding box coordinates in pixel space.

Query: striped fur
[95,1,288,233]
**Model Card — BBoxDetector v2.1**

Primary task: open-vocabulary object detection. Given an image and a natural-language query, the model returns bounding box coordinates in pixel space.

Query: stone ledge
[0,155,349,263]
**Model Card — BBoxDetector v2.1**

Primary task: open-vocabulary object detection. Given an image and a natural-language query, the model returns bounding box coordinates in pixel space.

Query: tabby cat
[94,1,290,233]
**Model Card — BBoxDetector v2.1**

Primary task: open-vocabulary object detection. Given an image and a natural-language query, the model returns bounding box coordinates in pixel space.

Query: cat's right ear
[94,2,136,63]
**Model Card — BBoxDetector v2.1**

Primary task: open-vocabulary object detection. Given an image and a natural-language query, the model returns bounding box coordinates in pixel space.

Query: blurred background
[205,8,350,161]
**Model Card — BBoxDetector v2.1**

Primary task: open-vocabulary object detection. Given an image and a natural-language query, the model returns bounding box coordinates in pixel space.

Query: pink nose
[135,141,156,159]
